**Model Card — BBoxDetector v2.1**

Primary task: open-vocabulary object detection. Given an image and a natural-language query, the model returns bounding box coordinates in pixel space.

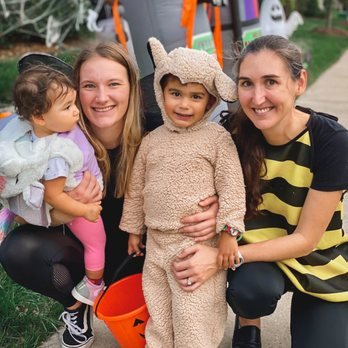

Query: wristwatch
[222,224,243,241]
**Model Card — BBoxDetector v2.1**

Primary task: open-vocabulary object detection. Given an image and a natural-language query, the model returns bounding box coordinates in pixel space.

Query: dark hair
[13,64,75,121]
[159,73,173,90]
[159,73,192,90]
[223,35,304,219]
[232,35,303,81]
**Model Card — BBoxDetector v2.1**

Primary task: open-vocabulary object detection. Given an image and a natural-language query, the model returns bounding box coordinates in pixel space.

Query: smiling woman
[0,42,144,348]
[236,48,306,144]
[78,55,131,147]
[73,41,144,198]
[219,34,348,348]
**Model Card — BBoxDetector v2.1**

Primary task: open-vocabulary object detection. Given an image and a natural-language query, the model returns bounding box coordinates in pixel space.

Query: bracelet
[234,251,244,268]
[222,224,243,242]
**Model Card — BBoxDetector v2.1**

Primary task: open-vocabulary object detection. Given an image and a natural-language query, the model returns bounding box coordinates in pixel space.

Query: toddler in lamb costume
[119,38,246,347]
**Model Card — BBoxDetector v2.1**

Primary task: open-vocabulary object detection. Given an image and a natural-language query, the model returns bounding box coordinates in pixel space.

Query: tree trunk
[326,0,333,29]
[283,0,292,17]
[295,0,303,12]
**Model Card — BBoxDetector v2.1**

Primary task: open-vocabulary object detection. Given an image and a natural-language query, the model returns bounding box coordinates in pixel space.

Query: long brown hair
[223,35,304,218]
[74,41,143,197]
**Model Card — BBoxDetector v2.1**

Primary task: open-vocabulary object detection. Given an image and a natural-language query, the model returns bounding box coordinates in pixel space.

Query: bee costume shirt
[244,106,348,302]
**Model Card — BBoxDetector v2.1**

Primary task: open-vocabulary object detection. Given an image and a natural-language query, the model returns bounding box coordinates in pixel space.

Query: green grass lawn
[0,266,62,348]
[291,16,348,85]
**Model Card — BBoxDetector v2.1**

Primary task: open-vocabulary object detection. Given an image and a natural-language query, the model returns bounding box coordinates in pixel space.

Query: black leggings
[226,262,348,348]
[0,224,84,307]
[0,224,144,308]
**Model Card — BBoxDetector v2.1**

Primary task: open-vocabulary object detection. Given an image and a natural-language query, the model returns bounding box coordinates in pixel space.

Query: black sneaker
[60,303,94,348]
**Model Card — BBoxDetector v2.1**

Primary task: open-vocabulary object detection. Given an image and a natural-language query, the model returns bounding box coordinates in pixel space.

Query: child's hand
[84,201,102,222]
[217,232,240,270]
[128,234,145,256]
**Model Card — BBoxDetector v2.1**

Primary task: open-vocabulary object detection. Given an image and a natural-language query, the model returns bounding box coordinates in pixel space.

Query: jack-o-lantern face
[133,317,147,340]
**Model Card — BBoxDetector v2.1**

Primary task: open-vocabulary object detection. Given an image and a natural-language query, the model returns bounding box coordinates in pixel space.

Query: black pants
[226,262,348,348]
[0,224,144,308]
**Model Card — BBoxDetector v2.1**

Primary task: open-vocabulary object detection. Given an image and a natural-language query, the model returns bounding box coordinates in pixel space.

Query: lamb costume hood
[120,38,245,347]
[151,36,237,133]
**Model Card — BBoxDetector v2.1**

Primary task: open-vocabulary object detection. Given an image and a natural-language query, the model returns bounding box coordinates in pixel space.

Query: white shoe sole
[61,335,94,348]
[71,288,95,306]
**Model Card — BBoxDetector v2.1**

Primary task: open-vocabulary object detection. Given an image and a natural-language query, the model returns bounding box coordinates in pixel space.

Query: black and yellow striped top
[244,107,348,302]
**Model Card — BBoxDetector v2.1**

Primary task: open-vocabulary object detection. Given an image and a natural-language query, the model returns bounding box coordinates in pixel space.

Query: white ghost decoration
[260,0,303,38]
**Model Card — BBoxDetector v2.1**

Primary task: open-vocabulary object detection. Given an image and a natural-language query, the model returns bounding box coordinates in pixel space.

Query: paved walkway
[38,49,348,348]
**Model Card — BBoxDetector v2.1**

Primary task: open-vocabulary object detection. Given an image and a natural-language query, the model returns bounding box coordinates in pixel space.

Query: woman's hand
[180,195,218,242]
[67,171,102,203]
[172,244,219,292]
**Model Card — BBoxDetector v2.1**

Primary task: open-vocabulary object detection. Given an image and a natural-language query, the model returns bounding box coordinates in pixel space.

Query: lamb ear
[214,71,238,102]
[147,37,168,68]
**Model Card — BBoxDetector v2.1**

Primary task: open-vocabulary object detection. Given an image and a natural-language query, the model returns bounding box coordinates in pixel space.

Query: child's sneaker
[72,276,104,306]
[60,303,94,348]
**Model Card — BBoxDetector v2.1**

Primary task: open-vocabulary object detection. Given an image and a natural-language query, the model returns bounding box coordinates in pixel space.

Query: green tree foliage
[303,0,323,17]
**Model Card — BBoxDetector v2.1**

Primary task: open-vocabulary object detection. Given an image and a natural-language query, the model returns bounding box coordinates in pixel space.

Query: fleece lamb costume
[120,38,246,348]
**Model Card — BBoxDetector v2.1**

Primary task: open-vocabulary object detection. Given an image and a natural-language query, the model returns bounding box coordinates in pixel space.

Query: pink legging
[67,217,106,271]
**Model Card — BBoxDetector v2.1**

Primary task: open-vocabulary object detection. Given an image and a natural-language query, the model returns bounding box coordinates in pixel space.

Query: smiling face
[78,55,130,133]
[237,49,306,140]
[162,76,212,128]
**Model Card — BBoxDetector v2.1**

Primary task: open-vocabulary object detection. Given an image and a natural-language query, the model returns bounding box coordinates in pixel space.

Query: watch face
[17,52,73,81]
[231,229,239,237]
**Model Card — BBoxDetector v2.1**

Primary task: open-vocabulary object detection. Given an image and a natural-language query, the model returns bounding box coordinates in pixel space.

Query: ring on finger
[186,277,192,286]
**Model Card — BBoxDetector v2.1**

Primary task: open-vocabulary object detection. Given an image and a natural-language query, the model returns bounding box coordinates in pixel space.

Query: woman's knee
[291,292,348,348]
[226,262,286,318]
[1,224,82,278]
[1,226,33,267]
[1,225,84,307]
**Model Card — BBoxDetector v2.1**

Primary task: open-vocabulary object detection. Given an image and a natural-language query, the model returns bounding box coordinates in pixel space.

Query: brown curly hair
[13,64,75,121]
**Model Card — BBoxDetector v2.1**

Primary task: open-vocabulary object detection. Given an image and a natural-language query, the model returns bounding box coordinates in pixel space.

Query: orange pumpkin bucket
[94,254,149,347]
[0,111,12,119]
